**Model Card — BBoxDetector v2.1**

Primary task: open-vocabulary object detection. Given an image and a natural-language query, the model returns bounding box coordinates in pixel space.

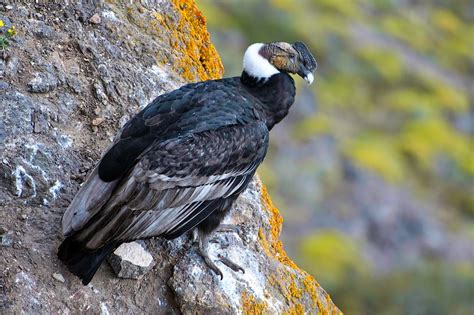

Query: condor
[58,41,317,285]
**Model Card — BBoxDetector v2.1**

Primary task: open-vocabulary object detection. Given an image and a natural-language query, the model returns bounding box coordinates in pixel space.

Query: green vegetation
[298,230,370,289]
[0,19,16,49]
[299,231,474,315]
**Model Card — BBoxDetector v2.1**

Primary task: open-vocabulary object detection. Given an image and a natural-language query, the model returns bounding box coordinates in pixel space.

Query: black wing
[62,78,258,238]
[97,78,252,182]
[72,122,268,249]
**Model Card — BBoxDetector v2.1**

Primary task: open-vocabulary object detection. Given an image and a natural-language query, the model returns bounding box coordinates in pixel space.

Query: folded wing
[69,122,269,250]
[62,80,249,236]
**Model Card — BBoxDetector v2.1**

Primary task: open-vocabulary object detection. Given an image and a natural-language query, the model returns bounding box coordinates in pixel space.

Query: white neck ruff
[243,43,280,79]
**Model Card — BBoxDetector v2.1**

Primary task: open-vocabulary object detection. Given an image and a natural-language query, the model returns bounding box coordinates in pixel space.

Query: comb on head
[293,42,318,72]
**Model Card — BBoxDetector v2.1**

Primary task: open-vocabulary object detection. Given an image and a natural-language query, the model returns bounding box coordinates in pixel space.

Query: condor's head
[243,41,318,84]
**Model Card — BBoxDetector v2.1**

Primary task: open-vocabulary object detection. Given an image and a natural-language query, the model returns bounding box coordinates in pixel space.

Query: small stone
[92,117,105,126]
[89,14,101,25]
[5,5,13,10]
[0,231,13,247]
[93,82,108,102]
[108,242,155,279]
[52,273,65,283]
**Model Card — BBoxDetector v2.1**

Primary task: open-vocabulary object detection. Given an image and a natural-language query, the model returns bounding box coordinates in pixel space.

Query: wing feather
[61,166,119,236]
[75,122,268,249]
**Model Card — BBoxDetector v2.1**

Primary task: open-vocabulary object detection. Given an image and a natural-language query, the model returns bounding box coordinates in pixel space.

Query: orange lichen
[123,0,223,82]
[288,277,303,299]
[269,270,313,315]
[302,275,319,308]
[241,290,267,315]
[260,185,299,269]
[260,184,341,314]
[284,304,306,315]
[167,0,224,81]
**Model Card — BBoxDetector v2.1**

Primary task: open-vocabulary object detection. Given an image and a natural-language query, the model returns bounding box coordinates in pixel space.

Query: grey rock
[27,72,58,93]
[0,119,6,144]
[0,231,13,247]
[32,109,49,134]
[66,76,83,94]
[0,81,8,91]
[0,59,5,76]
[93,81,108,102]
[0,92,36,136]
[33,21,56,39]
[6,56,19,75]
[103,41,123,59]
[108,242,155,279]
[128,88,147,108]
[57,92,78,114]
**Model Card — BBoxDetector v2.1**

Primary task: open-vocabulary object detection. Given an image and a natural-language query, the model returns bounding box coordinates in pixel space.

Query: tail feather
[58,237,117,285]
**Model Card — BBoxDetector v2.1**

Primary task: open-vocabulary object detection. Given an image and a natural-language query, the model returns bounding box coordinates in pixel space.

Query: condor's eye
[289,54,297,62]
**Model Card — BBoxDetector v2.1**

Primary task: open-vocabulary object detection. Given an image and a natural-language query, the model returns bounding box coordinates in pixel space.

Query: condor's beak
[297,65,315,85]
[304,72,314,85]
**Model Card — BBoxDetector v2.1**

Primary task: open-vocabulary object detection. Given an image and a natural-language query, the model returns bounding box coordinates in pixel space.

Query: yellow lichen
[284,304,305,315]
[303,274,320,308]
[241,290,268,315]
[260,184,341,314]
[166,0,223,81]
[260,186,299,269]
[123,0,223,82]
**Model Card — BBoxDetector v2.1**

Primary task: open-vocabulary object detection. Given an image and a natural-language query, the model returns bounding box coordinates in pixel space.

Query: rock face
[0,1,340,314]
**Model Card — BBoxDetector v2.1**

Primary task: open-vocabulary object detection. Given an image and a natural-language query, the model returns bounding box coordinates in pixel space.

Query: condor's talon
[195,229,246,279]
[197,231,224,279]
[199,247,224,280]
[218,254,245,274]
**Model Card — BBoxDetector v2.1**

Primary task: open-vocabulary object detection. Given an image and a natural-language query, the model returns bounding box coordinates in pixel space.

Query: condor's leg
[194,207,245,279]
[193,228,245,280]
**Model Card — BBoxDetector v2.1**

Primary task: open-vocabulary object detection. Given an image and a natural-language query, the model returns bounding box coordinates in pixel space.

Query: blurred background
[200,0,473,314]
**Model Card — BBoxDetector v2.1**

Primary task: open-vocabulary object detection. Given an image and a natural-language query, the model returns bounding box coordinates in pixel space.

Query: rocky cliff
[0,1,340,314]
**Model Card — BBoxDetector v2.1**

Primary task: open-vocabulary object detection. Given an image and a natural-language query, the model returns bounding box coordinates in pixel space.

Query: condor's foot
[194,229,245,279]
